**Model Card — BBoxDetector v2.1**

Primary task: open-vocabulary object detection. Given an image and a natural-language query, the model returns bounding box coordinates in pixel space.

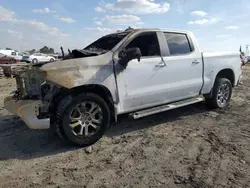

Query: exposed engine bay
[8,30,131,119]
[11,48,102,117]
[12,46,105,96]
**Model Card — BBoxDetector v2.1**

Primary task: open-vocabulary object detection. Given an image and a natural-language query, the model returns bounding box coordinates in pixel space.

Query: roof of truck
[110,27,193,36]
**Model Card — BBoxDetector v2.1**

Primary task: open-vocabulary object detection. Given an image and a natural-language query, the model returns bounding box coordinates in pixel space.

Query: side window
[164,33,192,55]
[11,52,17,56]
[126,32,160,57]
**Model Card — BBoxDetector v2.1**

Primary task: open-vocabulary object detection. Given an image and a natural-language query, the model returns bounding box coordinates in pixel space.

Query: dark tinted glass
[164,33,191,55]
[126,32,160,57]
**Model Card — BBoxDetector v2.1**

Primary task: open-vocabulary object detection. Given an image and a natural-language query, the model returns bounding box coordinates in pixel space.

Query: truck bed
[201,51,241,94]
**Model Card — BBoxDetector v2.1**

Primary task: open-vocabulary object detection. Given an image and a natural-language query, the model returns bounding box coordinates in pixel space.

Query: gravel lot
[0,66,250,188]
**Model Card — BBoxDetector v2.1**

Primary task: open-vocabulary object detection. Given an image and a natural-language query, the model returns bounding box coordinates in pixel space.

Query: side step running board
[130,97,204,119]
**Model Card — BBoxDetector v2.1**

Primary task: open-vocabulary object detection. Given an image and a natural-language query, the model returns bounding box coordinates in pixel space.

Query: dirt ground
[0,66,250,188]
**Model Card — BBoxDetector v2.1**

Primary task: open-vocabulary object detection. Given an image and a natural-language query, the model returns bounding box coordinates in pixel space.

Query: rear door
[160,32,203,100]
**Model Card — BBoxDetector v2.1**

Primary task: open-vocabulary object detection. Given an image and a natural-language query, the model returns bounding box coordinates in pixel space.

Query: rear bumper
[4,96,50,130]
[236,73,243,86]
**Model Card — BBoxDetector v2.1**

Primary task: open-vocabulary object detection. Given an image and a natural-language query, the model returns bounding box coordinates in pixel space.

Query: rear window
[164,33,192,55]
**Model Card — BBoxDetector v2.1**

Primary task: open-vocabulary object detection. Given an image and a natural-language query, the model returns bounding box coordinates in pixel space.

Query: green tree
[49,48,55,54]
[28,49,36,54]
[39,46,54,54]
[6,47,12,50]
[39,46,49,53]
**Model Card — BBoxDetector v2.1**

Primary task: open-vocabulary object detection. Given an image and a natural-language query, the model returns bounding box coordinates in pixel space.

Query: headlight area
[37,82,63,119]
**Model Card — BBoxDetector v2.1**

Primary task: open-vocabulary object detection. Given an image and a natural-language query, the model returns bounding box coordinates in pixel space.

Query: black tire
[32,58,38,63]
[205,78,232,109]
[55,93,110,146]
[50,58,54,62]
[10,59,16,64]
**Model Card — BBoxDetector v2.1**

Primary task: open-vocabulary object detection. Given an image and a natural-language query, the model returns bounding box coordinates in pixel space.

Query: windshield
[0,53,6,57]
[84,32,129,52]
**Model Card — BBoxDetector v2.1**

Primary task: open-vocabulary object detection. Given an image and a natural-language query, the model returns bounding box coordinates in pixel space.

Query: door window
[126,32,161,57]
[11,52,17,56]
[164,33,192,55]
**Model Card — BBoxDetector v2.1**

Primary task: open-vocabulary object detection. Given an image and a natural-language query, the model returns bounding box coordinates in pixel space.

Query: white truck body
[39,29,242,114]
[0,49,23,61]
[3,28,242,146]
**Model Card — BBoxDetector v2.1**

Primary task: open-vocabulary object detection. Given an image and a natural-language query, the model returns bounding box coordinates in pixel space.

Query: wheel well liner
[216,69,235,86]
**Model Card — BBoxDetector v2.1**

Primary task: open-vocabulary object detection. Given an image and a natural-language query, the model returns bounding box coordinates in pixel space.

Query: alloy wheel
[217,84,230,106]
[69,101,103,137]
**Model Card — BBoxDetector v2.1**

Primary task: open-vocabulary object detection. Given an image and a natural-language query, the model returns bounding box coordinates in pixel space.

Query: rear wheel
[55,93,110,146]
[205,78,232,109]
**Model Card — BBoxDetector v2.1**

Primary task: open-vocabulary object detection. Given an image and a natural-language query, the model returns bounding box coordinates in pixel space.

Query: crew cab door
[115,31,170,112]
[160,32,203,101]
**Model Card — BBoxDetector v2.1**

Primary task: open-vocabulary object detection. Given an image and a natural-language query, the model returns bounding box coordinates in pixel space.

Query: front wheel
[10,59,16,64]
[32,58,38,63]
[50,58,54,62]
[205,78,232,109]
[55,93,110,146]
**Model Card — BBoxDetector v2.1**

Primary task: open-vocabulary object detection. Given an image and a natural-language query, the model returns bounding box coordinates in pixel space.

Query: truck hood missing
[40,51,115,89]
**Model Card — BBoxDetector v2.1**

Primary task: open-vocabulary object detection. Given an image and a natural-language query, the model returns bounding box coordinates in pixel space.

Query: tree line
[4,46,55,54]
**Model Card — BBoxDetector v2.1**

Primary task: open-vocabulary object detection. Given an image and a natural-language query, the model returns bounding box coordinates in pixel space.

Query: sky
[0,0,250,53]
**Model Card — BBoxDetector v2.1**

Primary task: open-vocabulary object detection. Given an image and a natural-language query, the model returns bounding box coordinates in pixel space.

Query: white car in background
[24,53,56,63]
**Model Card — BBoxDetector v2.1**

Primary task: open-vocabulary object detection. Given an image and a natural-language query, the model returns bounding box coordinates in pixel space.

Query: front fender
[40,51,118,102]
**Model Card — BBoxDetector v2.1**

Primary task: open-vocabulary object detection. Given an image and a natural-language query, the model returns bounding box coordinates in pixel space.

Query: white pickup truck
[4,28,242,146]
[0,49,23,61]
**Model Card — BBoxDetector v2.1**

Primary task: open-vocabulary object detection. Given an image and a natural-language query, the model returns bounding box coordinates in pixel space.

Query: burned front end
[13,65,47,100]
[4,63,61,129]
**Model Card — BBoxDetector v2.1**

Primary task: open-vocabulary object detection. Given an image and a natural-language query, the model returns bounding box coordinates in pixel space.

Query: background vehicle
[4,28,242,147]
[0,49,22,61]
[0,53,16,64]
[0,53,17,77]
[23,53,56,63]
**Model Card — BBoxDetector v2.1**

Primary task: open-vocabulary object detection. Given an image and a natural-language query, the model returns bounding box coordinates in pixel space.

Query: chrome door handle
[192,60,200,64]
[155,62,166,67]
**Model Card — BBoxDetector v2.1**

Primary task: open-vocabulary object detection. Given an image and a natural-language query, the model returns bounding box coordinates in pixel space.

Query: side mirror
[118,47,142,67]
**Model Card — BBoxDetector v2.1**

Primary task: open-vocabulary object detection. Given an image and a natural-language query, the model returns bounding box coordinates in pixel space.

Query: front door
[115,32,171,113]
[41,54,48,62]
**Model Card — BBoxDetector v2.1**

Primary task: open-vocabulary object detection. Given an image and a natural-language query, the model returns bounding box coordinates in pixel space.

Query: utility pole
[246,45,249,57]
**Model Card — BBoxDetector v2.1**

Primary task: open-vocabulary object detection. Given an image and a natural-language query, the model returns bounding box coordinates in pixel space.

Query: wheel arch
[70,84,117,125]
[215,68,235,86]
[204,68,235,98]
